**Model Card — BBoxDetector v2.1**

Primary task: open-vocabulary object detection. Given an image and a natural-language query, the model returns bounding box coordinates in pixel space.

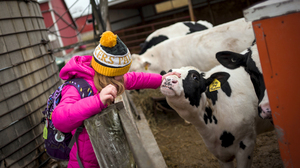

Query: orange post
[244,1,300,167]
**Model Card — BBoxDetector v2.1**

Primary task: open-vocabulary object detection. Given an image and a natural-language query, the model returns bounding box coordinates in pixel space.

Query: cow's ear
[160,69,173,75]
[139,42,145,48]
[160,70,167,75]
[205,72,230,88]
[143,61,151,71]
[216,51,246,69]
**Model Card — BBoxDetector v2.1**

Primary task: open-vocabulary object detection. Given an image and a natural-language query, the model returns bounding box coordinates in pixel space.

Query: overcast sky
[65,0,114,18]
[64,0,93,18]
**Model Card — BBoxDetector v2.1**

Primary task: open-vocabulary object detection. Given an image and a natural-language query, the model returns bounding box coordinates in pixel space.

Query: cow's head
[160,66,230,123]
[130,49,162,73]
[216,44,272,119]
[129,53,152,72]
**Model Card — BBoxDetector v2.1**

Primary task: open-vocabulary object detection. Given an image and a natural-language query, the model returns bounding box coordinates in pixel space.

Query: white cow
[216,43,272,119]
[160,65,274,168]
[130,18,255,74]
[139,20,213,54]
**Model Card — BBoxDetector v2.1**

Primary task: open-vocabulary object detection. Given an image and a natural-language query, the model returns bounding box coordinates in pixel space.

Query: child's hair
[93,71,125,96]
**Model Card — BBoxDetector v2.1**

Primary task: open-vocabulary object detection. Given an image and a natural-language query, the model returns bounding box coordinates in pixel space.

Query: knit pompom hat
[91,31,132,77]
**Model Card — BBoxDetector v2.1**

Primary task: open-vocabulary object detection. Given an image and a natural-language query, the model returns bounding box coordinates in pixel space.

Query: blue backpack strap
[65,78,94,98]
[65,78,94,168]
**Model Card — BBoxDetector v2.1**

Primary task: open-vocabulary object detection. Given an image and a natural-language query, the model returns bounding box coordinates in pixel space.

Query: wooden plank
[6,94,23,111]
[7,1,21,18]
[12,63,28,79]
[9,50,23,65]
[125,91,140,119]
[27,2,36,17]
[125,91,167,168]
[0,20,15,34]
[0,67,16,85]
[0,104,11,129]
[0,2,10,19]
[0,54,10,69]
[27,31,38,45]
[4,35,20,52]
[116,93,139,135]
[84,102,135,168]
[33,3,42,17]
[2,80,19,99]
[23,18,34,31]
[22,48,35,61]
[0,88,4,102]
[13,19,26,32]
[17,33,30,48]
[134,106,168,168]
[18,1,30,17]
[117,103,155,168]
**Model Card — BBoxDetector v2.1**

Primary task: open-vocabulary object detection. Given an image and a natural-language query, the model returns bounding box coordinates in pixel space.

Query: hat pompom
[100,31,117,48]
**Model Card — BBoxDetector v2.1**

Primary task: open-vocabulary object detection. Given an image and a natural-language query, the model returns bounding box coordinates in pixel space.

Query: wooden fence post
[84,92,167,168]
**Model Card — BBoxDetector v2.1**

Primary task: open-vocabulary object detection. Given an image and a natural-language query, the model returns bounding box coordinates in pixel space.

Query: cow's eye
[192,74,199,81]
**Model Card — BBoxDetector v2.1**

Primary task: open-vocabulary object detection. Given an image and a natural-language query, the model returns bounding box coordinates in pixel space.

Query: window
[155,0,188,13]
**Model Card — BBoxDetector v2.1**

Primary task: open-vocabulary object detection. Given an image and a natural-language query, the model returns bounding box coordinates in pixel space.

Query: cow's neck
[169,93,209,127]
[191,94,215,135]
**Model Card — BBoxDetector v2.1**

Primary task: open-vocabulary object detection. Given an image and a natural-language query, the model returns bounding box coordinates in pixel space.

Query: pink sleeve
[124,72,162,90]
[51,85,106,133]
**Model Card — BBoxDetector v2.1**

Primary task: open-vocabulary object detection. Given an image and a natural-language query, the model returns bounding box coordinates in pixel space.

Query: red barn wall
[39,2,53,27]
[75,14,94,33]
[51,0,78,54]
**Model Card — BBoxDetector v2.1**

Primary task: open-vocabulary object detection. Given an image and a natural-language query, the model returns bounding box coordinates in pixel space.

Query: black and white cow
[130,18,255,74]
[160,65,274,168]
[139,20,213,54]
[216,44,272,120]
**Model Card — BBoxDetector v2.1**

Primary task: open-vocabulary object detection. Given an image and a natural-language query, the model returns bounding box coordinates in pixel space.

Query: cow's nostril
[172,80,178,84]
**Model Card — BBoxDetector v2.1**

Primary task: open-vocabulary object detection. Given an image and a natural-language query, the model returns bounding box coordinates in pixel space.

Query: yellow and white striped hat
[91,31,132,77]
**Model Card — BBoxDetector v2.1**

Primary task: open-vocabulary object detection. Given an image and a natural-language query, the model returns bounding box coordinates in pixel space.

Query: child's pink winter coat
[52,55,162,168]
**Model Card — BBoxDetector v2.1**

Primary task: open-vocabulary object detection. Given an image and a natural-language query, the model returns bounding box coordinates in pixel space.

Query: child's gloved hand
[162,71,181,81]
[99,84,117,105]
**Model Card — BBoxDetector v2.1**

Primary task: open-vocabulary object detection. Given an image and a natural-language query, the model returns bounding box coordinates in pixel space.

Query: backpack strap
[65,78,94,168]
[65,78,94,99]
[75,126,84,168]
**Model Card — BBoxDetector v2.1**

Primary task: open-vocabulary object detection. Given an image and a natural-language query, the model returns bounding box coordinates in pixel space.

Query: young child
[51,31,180,168]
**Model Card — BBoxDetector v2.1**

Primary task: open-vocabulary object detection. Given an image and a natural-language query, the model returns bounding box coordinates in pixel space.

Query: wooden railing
[84,91,167,168]
[115,16,190,54]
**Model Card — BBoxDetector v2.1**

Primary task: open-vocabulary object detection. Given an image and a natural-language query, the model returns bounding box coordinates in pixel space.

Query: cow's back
[130,18,255,74]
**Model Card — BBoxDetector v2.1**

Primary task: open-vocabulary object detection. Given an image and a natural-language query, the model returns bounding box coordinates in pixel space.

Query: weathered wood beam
[117,102,155,168]
[188,0,196,21]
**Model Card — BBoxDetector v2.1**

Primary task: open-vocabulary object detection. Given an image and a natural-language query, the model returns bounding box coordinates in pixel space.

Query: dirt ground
[129,89,284,168]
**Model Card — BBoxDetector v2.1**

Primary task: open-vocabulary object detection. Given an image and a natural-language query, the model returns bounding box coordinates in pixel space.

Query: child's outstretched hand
[162,71,181,81]
[99,84,117,105]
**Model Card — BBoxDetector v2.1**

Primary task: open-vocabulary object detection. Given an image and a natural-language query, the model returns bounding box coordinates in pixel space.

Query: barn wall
[40,1,65,57]
[111,0,262,54]
[138,0,262,27]
[75,14,94,33]
[109,9,141,31]
[51,0,78,54]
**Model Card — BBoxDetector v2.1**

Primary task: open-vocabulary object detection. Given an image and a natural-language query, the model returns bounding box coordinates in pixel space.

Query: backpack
[42,78,94,163]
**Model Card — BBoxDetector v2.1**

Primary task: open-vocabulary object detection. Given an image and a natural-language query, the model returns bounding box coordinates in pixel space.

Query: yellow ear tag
[209,79,221,92]
[43,124,48,139]
[145,64,148,70]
